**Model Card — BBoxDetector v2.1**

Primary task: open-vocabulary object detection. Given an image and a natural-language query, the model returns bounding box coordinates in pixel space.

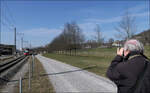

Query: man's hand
[117,48,124,56]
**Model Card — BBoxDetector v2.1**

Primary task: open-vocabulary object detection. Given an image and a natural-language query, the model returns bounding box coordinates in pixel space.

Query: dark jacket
[106,51,150,93]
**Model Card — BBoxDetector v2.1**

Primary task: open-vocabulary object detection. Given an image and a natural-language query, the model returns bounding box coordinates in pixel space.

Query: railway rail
[0,55,14,62]
[0,55,29,86]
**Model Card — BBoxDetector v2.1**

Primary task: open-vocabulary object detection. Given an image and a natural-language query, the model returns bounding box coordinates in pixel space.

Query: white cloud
[79,22,96,30]
[79,4,149,40]
[79,22,104,40]
[84,11,149,24]
[19,28,63,47]
[79,23,96,36]
[131,12,149,17]
[85,16,122,24]
[83,3,149,24]
[22,28,62,37]
[128,4,148,13]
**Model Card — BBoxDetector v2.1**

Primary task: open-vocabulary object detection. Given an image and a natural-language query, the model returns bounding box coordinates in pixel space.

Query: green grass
[43,47,117,77]
[43,46,150,77]
[144,46,150,58]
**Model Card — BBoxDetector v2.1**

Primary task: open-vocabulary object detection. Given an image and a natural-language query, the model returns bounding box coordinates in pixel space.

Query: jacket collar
[129,51,141,56]
[125,51,142,60]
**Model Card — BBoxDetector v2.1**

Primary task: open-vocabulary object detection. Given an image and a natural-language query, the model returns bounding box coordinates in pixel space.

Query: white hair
[124,39,144,53]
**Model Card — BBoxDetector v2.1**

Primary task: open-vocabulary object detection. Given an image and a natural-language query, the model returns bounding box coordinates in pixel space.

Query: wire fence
[0,55,30,93]
[0,55,98,93]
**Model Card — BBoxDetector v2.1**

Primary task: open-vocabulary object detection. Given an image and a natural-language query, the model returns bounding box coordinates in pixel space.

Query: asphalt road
[36,55,117,93]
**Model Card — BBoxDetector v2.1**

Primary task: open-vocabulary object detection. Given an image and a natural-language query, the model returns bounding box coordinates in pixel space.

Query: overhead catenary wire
[2,2,13,28]
[4,1,16,26]
[0,0,16,31]
[0,0,16,45]
[0,19,13,30]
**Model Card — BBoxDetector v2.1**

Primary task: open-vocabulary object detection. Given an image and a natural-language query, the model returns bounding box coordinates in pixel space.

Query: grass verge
[43,50,114,77]
[43,46,150,77]
[14,56,55,93]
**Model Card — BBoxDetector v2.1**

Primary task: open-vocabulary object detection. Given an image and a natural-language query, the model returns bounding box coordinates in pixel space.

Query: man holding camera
[106,39,150,93]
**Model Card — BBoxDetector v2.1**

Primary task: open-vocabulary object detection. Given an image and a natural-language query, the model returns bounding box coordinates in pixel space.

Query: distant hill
[133,29,150,45]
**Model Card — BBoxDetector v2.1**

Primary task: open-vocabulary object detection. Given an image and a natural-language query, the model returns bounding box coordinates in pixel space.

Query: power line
[0,0,16,44]
[0,19,13,30]
[2,1,15,28]
[0,1,16,31]
[5,1,16,25]
[0,1,13,32]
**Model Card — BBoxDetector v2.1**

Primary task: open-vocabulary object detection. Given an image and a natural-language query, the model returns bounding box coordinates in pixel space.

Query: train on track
[0,44,37,56]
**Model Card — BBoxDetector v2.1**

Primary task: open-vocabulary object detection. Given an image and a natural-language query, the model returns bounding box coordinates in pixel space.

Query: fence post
[19,77,22,93]
[28,59,31,90]
[32,55,34,77]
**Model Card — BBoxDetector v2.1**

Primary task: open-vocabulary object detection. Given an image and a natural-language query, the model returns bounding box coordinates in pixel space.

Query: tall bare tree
[95,24,103,46]
[108,38,114,48]
[47,21,85,55]
[115,11,137,40]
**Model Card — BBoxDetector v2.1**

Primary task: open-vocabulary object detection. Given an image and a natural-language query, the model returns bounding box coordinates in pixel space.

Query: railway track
[0,55,14,62]
[0,55,29,86]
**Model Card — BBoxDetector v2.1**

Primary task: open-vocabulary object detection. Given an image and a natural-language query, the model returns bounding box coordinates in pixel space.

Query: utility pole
[21,37,23,51]
[0,0,1,45]
[14,27,16,54]
[17,32,24,51]
[149,0,150,30]
[30,42,31,49]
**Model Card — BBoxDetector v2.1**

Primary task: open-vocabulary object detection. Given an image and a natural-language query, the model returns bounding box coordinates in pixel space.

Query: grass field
[43,46,150,77]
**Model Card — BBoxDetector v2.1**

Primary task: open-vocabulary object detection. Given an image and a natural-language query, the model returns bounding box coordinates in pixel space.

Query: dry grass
[14,56,55,93]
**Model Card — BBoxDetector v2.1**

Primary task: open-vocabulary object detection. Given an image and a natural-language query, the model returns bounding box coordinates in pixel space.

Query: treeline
[41,11,150,55]
[46,22,85,55]
[133,29,150,45]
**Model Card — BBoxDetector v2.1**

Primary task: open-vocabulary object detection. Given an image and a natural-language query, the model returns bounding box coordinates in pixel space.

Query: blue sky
[0,0,149,49]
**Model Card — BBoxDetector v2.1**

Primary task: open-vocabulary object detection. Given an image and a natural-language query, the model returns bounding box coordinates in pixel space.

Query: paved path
[36,55,117,93]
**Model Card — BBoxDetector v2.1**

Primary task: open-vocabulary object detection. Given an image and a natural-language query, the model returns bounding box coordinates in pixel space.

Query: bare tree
[95,24,103,46]
[108,38,114,48]
[47,21,85,55]
[115,11,137,40]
